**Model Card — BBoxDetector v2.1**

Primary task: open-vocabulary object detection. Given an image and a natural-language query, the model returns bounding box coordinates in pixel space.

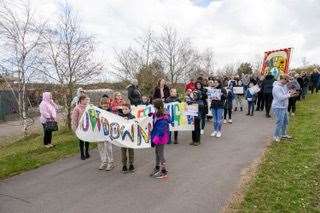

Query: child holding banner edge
[150,99,170,179]
[165,88,180,144]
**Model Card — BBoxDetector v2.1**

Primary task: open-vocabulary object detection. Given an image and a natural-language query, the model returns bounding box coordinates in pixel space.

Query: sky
[30,0,319,79]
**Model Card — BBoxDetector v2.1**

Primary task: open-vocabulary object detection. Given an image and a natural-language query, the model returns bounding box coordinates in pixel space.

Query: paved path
[0,111,273,213]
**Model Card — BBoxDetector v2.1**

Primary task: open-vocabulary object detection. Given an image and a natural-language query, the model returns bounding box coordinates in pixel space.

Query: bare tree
[154,26,196,85]
[199,48,215,76]
[0,0,46,134]
[40,3,103,129]
[112,30,154,81]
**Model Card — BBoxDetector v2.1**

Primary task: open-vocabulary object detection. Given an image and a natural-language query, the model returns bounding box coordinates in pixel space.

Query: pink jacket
[71,103,87,131]
[39,92,57,124]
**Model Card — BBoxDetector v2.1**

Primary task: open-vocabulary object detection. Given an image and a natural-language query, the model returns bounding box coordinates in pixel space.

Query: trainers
[291,113,295,116]
[189,141,195,145]
[44,144,51,148]
[98,162,107,170]
[122,165,128,173]
[228,119,232,123]
[129,164,135,172]
[273,137,281,142]
[223,119,227,124]
[193,142,200,146]
[200,129,204,135]
[106,162,114,171]
[154,170,168,179]
[282,135,293,139]
[150,167,160,177]
[80,154,86,160]
[211,131,217,137]
[85,152,90,159]
[216,131,222,138]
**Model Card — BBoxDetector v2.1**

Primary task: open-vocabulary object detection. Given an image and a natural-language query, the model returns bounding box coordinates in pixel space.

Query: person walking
[39,92,58,148]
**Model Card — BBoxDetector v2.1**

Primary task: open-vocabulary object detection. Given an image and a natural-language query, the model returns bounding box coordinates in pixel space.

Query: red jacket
[110,98,125,113]
[185,81,196,91]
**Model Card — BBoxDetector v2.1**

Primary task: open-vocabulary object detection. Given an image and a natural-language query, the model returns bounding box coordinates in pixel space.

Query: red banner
[260,48,292,79]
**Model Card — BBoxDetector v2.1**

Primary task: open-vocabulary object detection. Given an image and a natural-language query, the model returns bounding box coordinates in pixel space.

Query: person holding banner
[110,92,125,113]
[185,89,201,146]
[234,76,244,112]
[210,80,227,138]
[153,78,170,101]
[150,99,170,179]
[118,103,136,173]
[165,88,181,144]
[71,95,90,160]
[272,75,296,142]
[194,81,207,135]
[224,85,234,123]
[97,96,114,171]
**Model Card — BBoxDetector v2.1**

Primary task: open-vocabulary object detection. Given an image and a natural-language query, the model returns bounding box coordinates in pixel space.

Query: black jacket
[262,75,275,94]
[210,85,227,109]
[127,85,142,106]
[153,85,170,100]
[118,111,135,120]
[165,96,181,103]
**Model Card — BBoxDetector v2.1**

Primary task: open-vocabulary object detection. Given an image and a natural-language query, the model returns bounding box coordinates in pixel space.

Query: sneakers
[228,119,232,123]
[291,113,295,116]
[85,152,90,159]
[122,165,128,173]
[80,154,86,160]
[189,141,195,145]
[211,131,217,137]
[200,129,204,135]
[153,170,168,179]
[150,167,160,177]
[106,162,114,171]
[282,135,293,140]
[223,119,227,124]
[98,162,107,170]
[273,137,281,142]
[193,142,200,146]
[129,164,135,172]
[216,131,222,138]
[266,114,271,118]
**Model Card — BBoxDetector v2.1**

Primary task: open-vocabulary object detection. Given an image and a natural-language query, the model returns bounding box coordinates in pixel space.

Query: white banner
[207,88,222,101]
[132,102,198,131]
[76,105,153,149]
[233,87,244,95]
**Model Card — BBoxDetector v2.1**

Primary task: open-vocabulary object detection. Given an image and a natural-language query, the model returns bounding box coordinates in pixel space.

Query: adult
[234,76,244,111]
[127,79,142,106]
[71,87,85,107]
[39,92,58,148]
[153,78,170,101]
[194,81,207,135]
[262,74,275,118]
[256,75,265,111]
[272,75,295,142]
[210,80,227,138]
[185,78,196,91]
[287,75,301,116]
[301,72,310,99]
[296,74,304,100]
[241,74,250,92]
[310,70,320,94]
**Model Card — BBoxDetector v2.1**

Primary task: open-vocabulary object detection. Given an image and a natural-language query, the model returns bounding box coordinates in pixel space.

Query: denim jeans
[273,108,289,138]
[212,108,224,132]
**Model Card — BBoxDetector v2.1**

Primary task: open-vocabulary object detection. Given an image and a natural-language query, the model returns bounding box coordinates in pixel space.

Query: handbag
[45,118,58,132]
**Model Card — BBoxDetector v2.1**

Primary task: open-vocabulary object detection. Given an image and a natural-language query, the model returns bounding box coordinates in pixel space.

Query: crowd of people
[38,68,320,179]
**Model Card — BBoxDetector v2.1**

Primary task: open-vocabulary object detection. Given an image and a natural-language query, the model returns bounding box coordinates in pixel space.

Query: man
[310,69,320,94]
[262,74,275,117]
[127,79,142,106]
[272,74,295,142]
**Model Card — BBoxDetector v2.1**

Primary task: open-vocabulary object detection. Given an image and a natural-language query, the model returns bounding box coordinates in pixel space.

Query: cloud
[31,0,320,78]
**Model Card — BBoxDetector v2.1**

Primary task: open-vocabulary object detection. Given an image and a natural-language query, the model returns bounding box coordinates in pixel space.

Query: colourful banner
[261,48,292,79]
[76,105,153,148]
[132,102,198,131]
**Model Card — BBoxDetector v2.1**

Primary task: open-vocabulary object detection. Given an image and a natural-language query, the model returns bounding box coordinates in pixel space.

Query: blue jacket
[245,89,255,102]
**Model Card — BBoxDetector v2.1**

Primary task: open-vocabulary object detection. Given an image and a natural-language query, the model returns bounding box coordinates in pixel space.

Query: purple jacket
[151,113,171,145]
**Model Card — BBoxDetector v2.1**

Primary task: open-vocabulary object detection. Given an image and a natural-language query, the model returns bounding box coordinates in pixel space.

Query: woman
[110,92,125,113]
[153,78,170,101]
[210,80,227,138]
[194,81,207,135]
[39,92,58,148]
[72,95,90,160]
[287,75,301,116]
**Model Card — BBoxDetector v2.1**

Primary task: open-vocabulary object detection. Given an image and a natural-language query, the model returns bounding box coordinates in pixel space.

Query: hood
[42,92,52,102]
[76,88,83,96]
[265,74,274,80]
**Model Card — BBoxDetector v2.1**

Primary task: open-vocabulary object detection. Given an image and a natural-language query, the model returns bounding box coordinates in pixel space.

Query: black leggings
[224,108,232,119]
[192,117,201,143]
[42,124,52,145]
[79,140,89,156]
[288,97,297,113]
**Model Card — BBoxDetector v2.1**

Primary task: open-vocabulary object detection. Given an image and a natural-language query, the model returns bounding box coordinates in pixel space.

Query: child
[97,95,114,171]
[224,86,234,123]
[71,95,90,160]
[186,89,201,145]
[150,99,171,179]
[165,88,180,144]
[118,103,135,173]
[110,92,125,113]
[245,83,256,116]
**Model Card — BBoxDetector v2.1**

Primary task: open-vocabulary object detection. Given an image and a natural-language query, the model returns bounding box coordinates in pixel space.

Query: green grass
[233,94,320,212]
[0,128,95,180]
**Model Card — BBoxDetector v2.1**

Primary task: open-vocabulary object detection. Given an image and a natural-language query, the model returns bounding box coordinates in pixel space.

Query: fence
[0,90,19,121]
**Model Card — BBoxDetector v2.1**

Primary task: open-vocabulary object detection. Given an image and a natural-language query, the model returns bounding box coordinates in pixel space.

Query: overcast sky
[33,0,319,77]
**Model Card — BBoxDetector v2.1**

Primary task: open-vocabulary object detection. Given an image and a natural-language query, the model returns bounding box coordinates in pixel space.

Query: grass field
[233,94,320,212]
[0,128,93,180]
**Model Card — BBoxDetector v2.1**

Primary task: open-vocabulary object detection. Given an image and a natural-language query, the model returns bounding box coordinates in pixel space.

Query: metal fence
[0,90,19,121]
